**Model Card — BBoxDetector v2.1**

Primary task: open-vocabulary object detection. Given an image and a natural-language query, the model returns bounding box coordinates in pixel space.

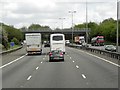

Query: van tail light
[49,52,52,56]
[60,52,63,56]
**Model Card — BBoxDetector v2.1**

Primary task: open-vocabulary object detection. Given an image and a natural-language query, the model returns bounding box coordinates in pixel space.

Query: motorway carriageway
[1,46,119,88]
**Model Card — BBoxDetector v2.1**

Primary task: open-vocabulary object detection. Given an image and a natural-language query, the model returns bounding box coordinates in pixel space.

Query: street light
[59,18,65,33]
[69,11,76,45]
[86,0,88,44]
[116,0,120,52]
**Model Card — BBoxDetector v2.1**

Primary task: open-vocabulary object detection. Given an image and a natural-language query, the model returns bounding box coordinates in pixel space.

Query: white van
[25,33,42,55]
[50,34,65,53]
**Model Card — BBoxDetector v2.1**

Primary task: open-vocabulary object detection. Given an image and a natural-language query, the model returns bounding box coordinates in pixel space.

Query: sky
[0,0,120,29]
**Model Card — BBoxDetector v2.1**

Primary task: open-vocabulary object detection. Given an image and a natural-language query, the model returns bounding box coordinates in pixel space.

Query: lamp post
[69,11,76,45]
[59,18,65,33]
[116,0,119,52]
[86,0,88,44]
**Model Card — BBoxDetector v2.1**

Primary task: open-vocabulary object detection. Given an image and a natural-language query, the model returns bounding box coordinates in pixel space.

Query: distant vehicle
[82,42,89,47]
[49,50,64,62]
[91,36,104,46]
[65,40,70,45]
[25,33,42,55]
[44,41,50,47]
[105,45,116,52]
[74,36,85,45]
[50,33,65,53]
[43,41,47,44]
[23,40,26,44]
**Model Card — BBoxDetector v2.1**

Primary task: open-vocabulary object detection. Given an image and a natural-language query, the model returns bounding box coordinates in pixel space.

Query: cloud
[0,0,118,29]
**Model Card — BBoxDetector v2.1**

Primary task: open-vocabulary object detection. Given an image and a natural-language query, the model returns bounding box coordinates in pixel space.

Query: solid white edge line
[27,75,32,80]
[82,74,86,79]
[41,62,43,63]
[0,53,27,69]
[73,61,75,62]
[86,52,120,67]
[77,49,120,67]
[70,57,71,59]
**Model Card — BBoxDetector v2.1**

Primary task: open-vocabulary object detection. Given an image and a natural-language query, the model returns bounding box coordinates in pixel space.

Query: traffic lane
[2,53,46,88]
[66,47,118,88]
[2,45,27,65]
[22,54,89,88]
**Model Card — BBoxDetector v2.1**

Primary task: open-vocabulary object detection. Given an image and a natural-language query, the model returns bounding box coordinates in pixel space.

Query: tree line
[74,18,120,44]
[1,23,51,50]
[0,18,119,50]
[1,23,24,50]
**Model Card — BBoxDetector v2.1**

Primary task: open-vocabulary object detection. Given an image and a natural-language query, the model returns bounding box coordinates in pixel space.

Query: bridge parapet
[22,28,91,34]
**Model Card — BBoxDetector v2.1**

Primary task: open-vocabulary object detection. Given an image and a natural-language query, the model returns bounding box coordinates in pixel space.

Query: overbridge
[22,28,91,40]
[22,28,90,35]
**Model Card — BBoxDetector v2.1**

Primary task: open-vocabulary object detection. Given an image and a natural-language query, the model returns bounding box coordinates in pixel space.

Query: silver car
[105,45,116,52]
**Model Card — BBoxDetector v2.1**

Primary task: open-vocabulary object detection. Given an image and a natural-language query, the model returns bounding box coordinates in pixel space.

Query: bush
[11,38,20,45]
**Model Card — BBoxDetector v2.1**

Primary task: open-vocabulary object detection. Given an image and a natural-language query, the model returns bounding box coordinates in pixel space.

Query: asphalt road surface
[2,46,119,88]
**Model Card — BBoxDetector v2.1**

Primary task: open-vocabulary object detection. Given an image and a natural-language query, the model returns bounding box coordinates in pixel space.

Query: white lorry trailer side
[25,33,42,55]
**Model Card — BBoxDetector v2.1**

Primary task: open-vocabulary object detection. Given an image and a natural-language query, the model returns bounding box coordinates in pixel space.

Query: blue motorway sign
[10,42,15,47]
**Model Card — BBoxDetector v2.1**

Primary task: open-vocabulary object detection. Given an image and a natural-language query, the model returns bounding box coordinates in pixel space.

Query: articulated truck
[74,36,85,45]
[91,36,104,46]
[25,33,42,55]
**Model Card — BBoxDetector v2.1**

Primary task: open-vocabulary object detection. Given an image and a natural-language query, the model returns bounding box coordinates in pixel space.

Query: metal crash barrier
[68,44,120,60]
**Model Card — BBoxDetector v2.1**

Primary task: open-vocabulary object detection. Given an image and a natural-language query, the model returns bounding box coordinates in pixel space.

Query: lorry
[91,36,104,46]
[74,36,85,45]
[25,33,42,55]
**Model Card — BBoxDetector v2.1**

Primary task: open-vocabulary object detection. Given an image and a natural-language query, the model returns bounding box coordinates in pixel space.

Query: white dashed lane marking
[36,67,39,70]
[76,65,79,69]
[27,75,32,80]
[82,74,86,79]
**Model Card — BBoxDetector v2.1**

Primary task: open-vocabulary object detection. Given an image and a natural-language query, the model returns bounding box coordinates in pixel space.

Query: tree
[28,24,51,30]
[99,18,116,42]
[1,24,9,50]
[1,23,23,47]
[11,37,20,45]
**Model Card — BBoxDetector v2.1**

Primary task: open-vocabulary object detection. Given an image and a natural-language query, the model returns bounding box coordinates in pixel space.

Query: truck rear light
[60,52,63,56]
